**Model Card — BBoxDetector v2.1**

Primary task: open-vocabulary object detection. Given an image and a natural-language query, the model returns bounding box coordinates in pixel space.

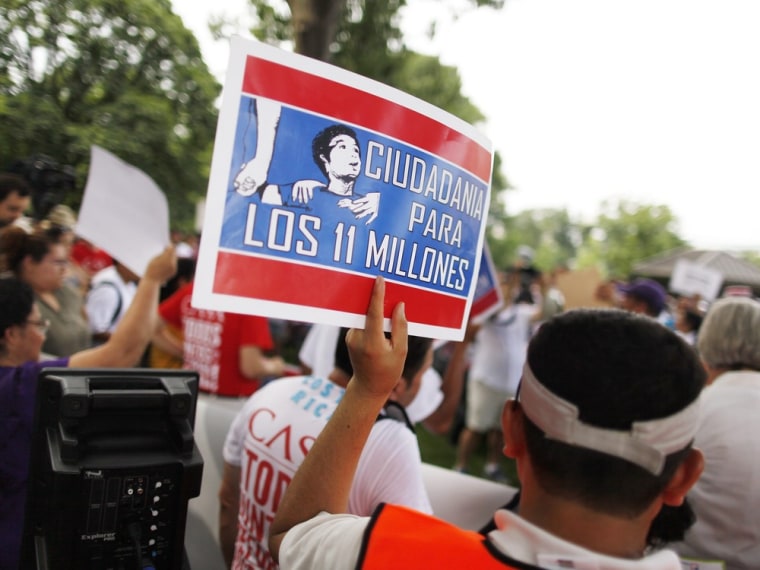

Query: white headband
[518,363,701,475]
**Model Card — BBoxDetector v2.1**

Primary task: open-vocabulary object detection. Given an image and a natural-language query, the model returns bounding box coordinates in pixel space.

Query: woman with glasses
[0,246,176,570]
[0,226,91,357]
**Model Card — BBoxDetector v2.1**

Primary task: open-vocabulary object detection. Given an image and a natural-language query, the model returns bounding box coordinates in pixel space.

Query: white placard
[669,259,723,301]
[75,146,170,276]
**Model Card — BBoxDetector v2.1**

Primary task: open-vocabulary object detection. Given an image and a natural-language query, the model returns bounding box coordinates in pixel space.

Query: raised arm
[219,461,241,568]
[69,247,176,368]
[150,319,185,360]
[269,277,407,560]
[234,99,282,196]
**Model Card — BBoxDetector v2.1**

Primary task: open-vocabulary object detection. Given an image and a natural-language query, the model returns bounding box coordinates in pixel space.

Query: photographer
[8,154,76,225]
[0,174,31,230]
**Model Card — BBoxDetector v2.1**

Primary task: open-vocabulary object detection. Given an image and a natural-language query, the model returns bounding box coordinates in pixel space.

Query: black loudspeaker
[21,369,204,570]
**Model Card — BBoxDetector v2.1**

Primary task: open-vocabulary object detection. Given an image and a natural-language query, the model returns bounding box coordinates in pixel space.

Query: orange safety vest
[358,504,533,569]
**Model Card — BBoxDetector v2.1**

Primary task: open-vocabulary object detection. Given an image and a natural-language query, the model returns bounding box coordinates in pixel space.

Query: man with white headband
[269,280,706,570]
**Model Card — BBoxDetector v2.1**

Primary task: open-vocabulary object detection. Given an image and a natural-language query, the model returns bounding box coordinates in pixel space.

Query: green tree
[0,0,220,227]
[584,199,687,278]
[741,251,760,268]
[484,200,688,281]
[238,0,493,127]
[243,1,504,65]
[485,206,580,273]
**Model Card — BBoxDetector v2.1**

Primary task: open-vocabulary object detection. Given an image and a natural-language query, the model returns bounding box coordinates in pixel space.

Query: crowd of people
[1,169,757,570]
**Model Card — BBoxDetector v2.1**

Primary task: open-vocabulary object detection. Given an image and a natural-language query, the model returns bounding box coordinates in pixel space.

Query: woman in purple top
[0,246,176,570]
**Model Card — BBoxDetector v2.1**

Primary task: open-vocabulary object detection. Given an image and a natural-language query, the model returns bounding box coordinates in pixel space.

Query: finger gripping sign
[193,36,493,341]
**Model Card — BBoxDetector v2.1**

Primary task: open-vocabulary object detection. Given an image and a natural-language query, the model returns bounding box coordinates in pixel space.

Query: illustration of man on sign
[233,99,380,224]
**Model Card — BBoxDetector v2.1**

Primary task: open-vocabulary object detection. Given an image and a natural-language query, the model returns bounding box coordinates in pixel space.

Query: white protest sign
[76,145,170,276]
[669,259,723,301]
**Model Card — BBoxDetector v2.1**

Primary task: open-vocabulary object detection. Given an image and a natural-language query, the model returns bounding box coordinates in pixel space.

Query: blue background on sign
[219,96,486,297]
[474,250,499,300]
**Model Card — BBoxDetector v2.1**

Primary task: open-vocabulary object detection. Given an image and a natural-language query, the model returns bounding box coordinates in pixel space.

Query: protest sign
[669,259,723,301]
[470,243,504,325]
[556,267,614,309]
[194,37,493,340]
[76,145,170,276]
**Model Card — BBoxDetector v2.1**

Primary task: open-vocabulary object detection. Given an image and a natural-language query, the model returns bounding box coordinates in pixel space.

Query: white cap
[519,362,701,475]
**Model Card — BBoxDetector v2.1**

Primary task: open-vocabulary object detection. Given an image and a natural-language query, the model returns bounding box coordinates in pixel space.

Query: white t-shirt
[674,370,760,569]
[297,323,340,379]
[405,366,444,424]
[86,265,136,334]
[469,304,535,394]
[223,375,431,570]
[297,323,443,424]
[279,508,686,570]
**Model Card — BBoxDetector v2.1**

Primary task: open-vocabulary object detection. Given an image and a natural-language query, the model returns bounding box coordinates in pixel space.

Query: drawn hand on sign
[234,98,282,196]
[291,179,323,204]
[338,192,380,224]
[235,158,268,196]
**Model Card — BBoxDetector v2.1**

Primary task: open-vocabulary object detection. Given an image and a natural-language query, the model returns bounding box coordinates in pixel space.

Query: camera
[9,154,76,220]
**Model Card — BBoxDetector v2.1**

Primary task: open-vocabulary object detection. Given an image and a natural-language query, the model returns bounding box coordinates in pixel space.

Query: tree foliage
[241,0,491,127]
[245,1,503,66]
[590,200,687,278]
[485,199,689,280]
[0,0,221,227]
[486,205,580,273]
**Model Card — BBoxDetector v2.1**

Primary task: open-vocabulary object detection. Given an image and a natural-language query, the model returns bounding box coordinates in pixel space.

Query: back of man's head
[334,327,432,385]
[519,308,704,517]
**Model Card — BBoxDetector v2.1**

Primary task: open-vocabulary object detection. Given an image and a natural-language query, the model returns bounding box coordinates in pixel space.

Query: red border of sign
[242,57,492,183]
[214,251,467,328]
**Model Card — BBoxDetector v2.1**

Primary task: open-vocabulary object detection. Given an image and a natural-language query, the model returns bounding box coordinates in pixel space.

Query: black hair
[160,257,197,302]
[0,226,52,275]
[41,225,66,244]
[334,328,353,377]
[522,308,704,517]
[681,309,703,333]
[0,173,31,200]
[334,327,432,385]
[311,125,360,178]
[0,278,35,352]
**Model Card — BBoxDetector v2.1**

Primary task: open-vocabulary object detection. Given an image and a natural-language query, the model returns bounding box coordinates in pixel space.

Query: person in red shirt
[155,281,286,397]
[70,237,112,277]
